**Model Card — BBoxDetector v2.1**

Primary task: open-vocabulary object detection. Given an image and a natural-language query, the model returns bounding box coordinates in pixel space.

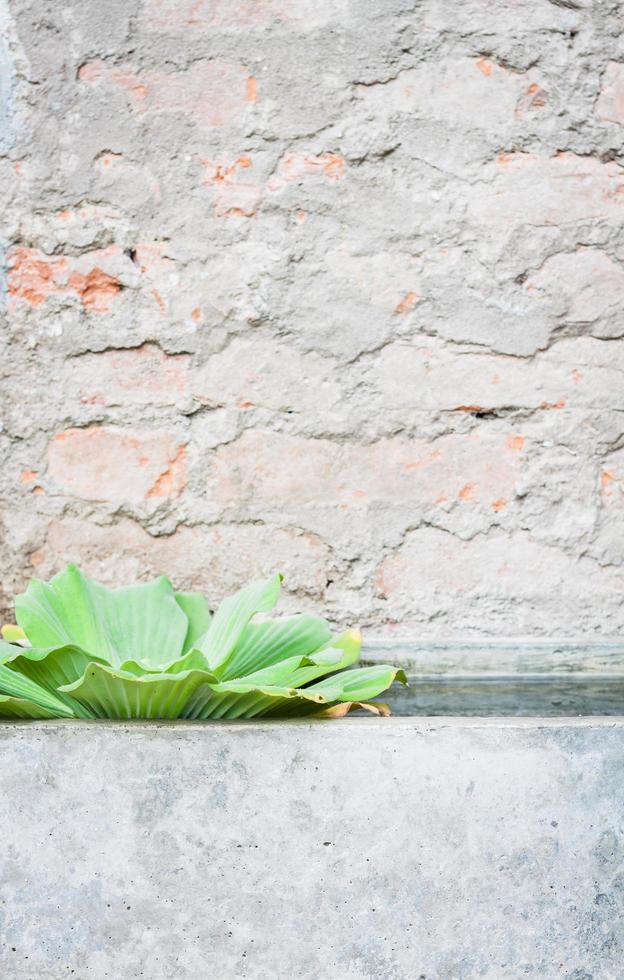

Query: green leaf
[197,665,404,721]
[305,628,362,670]
[3,566,403,721]
[163,649,212,674]
[0,663,75,717]
[0,639,22,663]
[198,574,282,673]
[119,649,211,676]
[15,564,189,669]
[0,696,62,719]
[256,663,406,720]
[0,644,100,718]
[181,679,327,721]
[181,634,363,720]
[60,662,219,719]
[229,630,362,689]
[61,661,324,722]
[58,658,405,722]
[174,591,212,654]
[303,664,408,703]
[219,613,333,680]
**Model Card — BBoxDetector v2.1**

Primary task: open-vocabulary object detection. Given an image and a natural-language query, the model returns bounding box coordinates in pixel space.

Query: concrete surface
[2,0,624,637]
[1,717,623,979]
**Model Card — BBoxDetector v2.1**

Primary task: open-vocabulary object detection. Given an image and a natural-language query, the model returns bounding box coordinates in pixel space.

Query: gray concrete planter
[1,642,623,979]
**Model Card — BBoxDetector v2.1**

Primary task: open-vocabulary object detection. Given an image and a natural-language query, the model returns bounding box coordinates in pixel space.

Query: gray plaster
[1,717,623,979]
[0,1,14,154]
[1,0,624,637]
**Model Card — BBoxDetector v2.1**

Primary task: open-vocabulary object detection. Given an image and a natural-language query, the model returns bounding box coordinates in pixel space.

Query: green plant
[0,565,406,720]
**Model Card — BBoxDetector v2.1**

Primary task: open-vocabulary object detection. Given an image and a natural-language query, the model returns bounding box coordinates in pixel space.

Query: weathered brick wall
[1,0,623,636]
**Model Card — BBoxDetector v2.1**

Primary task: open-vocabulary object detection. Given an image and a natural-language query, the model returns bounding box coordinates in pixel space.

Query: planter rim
[1,716,624,732]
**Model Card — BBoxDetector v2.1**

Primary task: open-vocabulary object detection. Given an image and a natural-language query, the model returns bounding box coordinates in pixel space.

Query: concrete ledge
[1,718,623,979]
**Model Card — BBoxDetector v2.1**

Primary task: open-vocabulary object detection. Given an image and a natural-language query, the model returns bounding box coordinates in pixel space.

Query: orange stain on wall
[458,482,476,501]
[506,434,525,451]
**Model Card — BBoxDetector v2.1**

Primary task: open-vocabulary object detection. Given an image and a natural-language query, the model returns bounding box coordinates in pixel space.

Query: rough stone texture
[0,718,623,979]
[1,0,624,636]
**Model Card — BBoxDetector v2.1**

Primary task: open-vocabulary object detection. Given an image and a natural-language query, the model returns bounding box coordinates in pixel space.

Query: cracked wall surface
[1,0,623,637]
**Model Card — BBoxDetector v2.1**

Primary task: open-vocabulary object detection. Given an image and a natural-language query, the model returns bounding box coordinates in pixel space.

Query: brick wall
[1,0,623,636]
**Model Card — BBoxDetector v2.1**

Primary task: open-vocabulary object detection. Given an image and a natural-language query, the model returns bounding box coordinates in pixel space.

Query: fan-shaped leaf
[198,574,282,672]
[303,664,408,703]
[0,696,63,719]
[15,565,188,669]
[0,663,75,717]
[60,662,219,719]
[119,649,212,676]
[0,639,22,663]
[0,644,100,718]
[174,591,212,654]
[1,565,404,721]
[181,679,328,721]
[181,635,364,720]
[219,613,333,680]
[229,630,362,689]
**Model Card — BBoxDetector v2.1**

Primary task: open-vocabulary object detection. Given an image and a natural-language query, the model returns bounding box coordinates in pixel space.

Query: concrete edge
[1,716,624,734]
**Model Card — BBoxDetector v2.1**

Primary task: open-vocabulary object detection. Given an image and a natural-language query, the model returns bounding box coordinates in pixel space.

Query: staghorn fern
[0,565,406,720]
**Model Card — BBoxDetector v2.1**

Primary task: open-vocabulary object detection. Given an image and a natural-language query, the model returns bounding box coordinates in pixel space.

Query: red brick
[471,153,624,226]
[356,57,544,130]
[525,247,624,324]
[191,337,341,415]
[206,429,522,517]
[8,246,124,312]
[370,338,624,413]
[66,268,121,311]
[267,153,345,191]
[143,0,343,31]
[30,518,331,603]
[72,345,190,408]
[597,61,624,125]
[201,157,262,217]
[79,59,256,130]
[47,427,187,503]
[376,527,624,631]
